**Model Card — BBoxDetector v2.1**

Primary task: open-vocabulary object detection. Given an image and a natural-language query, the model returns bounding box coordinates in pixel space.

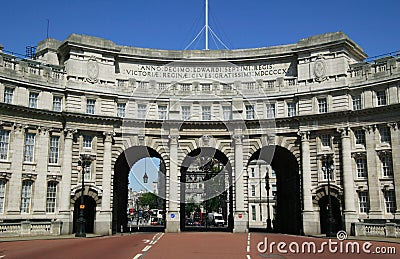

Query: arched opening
[73,195,96,233]
[180,147,233,232]
[318,195,342,234]
[112,146,166,233]
[247,145,302,235]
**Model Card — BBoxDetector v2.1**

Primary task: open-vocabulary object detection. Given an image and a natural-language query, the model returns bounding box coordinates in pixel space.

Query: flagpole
[205,0,209,50]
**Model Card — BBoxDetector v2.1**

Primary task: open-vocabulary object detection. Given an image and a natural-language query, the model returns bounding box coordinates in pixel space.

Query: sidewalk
[0,233,102,242]
[310,234,400,244]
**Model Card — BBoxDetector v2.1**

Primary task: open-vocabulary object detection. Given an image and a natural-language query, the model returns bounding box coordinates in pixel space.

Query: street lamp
[322,155,335,237]
[75,154,95,238]
[265,166,273,232]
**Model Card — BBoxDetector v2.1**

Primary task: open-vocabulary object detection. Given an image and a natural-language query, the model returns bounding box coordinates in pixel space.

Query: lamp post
[75,154,95,238]
[265,166,273,232]
[322,155,335,237]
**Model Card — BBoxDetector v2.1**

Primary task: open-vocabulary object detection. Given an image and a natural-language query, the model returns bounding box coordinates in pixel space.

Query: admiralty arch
[0,31,399,237]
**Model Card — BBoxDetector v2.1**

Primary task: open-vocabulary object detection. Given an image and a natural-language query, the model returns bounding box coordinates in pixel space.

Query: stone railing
[0,221,62,237]
[354,222,400,238]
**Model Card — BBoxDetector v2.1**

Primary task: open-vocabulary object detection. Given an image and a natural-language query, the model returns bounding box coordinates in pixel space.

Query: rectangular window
[21,180,32,213]
[251,205,256,221]
[0,130,10,160]
[180,84,191,91]
[49,136,59,164]
[352,95,361,111]
[86,99,95,114]
[318,98,327,113]
[266,103,275,119]
[84,164,92,181]
[379,127,391,144]
[320,134,331,148]
[83,135,93,149]
[29,92,39,108]
[158,105,168,120]
[287,102,296,117]
[384,190,396,213]
[377,90,387,106]
[246,105,254,120]
[272,184,277,199]
[354,129,365,145]
[358,191,370,213]
[117,103,126,118]
[4,87,14,104]
[201,84,211,92]
[181,106,191,120]
[251,185,256,196]
[222,106,232,120]
[52,96,62,112]
[267,81,275,88]
[356,157,367,178]
[138,104,147,119]
[24,133,35,162]
[46,182,57,213]
[202,106,211,120]
[381,156,393,177]
[251,168,255,178]
[0,180,5,213]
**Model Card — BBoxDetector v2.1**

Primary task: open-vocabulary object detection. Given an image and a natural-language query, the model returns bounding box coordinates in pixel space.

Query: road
[0,232,398,259]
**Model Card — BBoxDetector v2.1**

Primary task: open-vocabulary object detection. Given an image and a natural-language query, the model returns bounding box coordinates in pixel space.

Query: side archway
[248,145,302,235]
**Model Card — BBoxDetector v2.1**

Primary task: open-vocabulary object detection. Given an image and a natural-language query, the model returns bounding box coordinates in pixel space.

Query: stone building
[0,32,399,237]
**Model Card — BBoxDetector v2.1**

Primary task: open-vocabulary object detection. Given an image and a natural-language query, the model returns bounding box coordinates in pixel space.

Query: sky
[1,0,399,59]
[129,157,161,192]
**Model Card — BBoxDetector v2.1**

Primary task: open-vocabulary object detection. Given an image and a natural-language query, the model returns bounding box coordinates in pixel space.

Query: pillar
[32,127,49,214]
[233,130,248,232]
[298,130,319,235]
[364,125,383,218]
[6,124,25,214]
[59,128,75,234]
[96,131,113,235]
[165,131,180,232]
[338,127,358,232]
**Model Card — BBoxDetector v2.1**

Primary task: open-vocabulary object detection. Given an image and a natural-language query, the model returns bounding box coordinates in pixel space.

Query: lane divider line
[133,254,142,259]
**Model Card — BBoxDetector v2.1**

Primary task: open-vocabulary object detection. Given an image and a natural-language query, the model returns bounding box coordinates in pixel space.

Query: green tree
[139,193,163,209]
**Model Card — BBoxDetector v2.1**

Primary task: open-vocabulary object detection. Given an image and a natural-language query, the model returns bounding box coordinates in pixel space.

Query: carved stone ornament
[86,56,99,83]
[314,56,327,82]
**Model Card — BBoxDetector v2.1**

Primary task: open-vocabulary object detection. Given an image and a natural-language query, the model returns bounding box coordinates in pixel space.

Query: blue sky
[1,0,399,59]
[129,157,161,192]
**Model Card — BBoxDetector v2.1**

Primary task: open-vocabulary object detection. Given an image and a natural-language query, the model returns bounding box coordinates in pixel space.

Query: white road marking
[133,254,142,259]
[142,239,150,243]
[246,233,251,253]
[0,255,5,258]
[246,255,251,259]
[142,245,152,252]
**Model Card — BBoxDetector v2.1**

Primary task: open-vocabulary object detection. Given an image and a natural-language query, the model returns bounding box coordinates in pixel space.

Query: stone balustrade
[0,221,62,237]
[354,222,400,238]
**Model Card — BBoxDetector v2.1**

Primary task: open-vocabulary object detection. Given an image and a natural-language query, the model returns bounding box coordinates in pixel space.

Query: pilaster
[388,123,400,216]
[338,127,358,232]
[364,125,383,218]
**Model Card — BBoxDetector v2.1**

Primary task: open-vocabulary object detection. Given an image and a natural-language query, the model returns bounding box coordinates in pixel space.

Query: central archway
[112,146,166,233]
[248,145,302,234]
[180,147,233,232]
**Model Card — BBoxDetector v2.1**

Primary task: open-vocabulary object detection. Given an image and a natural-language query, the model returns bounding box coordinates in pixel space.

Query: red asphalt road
[0,233,399,259]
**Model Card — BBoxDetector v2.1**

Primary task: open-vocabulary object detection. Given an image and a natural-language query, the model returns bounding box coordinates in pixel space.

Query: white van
[207,212,225,226]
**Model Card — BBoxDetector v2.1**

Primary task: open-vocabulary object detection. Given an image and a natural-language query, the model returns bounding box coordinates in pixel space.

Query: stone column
[32,127,49,214]
[389,123,400,217]
[364,125,383,218]
[298,131,318,235]
[59,129,75,234]
[6,124,25,214]
[97,131,113,235]
[233,130,247,232]
[338,127,358,232]
[166,132,180,232]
